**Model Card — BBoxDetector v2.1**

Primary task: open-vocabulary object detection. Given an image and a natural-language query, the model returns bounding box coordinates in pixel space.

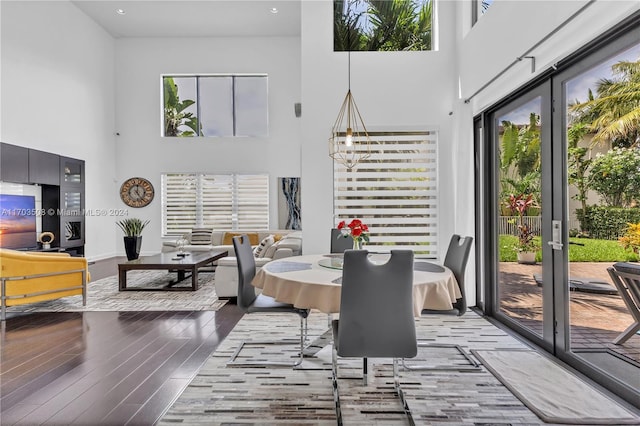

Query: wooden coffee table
[118,250,228,291]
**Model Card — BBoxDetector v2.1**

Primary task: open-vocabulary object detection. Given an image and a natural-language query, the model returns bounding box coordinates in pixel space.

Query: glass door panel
[494,91,549,344]
[561,41,640,388]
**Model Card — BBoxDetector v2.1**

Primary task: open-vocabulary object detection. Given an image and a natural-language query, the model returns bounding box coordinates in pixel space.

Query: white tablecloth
[252,254,461,317]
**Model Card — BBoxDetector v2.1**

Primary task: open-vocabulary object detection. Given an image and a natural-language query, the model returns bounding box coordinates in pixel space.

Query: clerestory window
[162,75,268,138]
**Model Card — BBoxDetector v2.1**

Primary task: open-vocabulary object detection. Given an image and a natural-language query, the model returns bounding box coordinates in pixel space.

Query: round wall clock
[120,177,154,208]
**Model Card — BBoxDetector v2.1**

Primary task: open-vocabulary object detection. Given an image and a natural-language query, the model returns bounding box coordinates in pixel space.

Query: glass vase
[352,239,362,250]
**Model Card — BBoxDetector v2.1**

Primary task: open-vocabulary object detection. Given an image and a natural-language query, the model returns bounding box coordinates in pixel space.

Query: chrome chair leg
[393,358,415,426]
[331,343,343,426]
[401,342,480,371]
[227,316,306,368]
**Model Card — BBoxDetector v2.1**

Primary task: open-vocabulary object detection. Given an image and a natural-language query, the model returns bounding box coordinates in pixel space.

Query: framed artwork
[278,177,301,230]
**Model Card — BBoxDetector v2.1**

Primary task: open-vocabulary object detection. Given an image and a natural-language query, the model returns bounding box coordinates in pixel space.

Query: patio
[499,262,640,364]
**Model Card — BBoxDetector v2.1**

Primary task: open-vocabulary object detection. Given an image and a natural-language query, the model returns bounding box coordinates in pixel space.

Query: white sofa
[162,230,303,298]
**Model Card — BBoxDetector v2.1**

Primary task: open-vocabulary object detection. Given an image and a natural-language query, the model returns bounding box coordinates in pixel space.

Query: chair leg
[227,314,307,368]
[332,342,343,425]
[362,357,368,386]
[401,342,480,371]
[393,358,415,426]
[613,321,640,345]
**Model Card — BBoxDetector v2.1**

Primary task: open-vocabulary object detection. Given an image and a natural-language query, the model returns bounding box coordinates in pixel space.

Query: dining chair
[607,262,640,345]
[226,235,310,367]
[330,228,353,253]
[422,234,473,316]
[332,249,417,425]
[407,234,479,372]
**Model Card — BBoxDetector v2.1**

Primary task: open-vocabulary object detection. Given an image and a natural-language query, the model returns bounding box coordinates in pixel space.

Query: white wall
[300,0,463,258]
[455,0,640,304]
[460,0,640,113]
[1,0,117,261]
[114,36,302,254]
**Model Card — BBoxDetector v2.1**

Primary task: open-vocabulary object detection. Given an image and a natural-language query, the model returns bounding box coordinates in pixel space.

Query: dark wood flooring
[1,257,245,425]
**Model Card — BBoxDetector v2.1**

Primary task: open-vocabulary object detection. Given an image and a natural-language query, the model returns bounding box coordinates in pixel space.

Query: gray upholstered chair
[407,234,479,373]
[422,234,473,316]
[332,250,417,425]
[330,228,353,253]
[607,262,640,345]
[227,235,310,367]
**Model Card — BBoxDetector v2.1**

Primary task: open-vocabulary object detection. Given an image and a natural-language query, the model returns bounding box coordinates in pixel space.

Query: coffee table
[118,250,228,291]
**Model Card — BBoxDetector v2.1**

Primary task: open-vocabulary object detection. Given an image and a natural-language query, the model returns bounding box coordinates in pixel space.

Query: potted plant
[116,218,150,260]
[506,194,540,264]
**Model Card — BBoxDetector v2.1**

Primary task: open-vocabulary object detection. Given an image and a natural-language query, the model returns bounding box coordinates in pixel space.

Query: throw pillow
[190,228,213,245]
[253,235,275,258]
[222,232,260,246]
[263,239,282,259]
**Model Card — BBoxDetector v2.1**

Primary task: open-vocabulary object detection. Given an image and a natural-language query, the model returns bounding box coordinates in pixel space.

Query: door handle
[547,220,563,250]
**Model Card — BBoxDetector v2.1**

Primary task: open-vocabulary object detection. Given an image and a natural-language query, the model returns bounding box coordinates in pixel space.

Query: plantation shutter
[162,173,197,235]
[333,131,438,257]
[236,174,270,230]
[162,173,269,236]
[201,175,234,230]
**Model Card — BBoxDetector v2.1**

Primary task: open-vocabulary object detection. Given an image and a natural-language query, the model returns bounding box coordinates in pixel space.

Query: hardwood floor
[1,256,245,425]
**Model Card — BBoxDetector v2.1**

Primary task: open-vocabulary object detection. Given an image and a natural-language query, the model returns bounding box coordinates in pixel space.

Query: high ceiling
[71,0,301,38]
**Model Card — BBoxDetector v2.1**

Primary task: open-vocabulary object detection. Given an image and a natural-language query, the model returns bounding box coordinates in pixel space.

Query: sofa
[162,230,303,298]
[0,248,89,320]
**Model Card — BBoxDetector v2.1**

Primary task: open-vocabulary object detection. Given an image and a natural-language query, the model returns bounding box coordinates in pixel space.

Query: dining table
[252,253,461,317]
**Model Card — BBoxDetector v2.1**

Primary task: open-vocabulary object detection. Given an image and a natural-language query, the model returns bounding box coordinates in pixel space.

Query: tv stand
[1,143,85,256]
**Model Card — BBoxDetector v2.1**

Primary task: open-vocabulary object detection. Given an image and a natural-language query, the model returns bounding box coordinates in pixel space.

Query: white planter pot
[517,251,537,264]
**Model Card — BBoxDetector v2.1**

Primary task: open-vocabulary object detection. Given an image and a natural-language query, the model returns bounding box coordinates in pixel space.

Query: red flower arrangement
[337,218,370,249]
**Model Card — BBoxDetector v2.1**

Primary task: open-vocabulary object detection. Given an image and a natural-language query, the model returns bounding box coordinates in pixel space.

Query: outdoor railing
[499,216,581,236]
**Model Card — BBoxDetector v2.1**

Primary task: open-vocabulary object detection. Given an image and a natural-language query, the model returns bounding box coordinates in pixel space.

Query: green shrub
[577,206,640,240]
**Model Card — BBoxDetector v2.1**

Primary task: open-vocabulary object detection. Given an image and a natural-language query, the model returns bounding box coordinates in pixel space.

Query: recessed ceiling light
[116,8,126,15]
[270,7,278,14]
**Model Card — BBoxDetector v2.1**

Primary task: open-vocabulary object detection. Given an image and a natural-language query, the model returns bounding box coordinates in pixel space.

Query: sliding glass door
[481,22,640,404]
[553,32,640,398]
[490,84,553,350]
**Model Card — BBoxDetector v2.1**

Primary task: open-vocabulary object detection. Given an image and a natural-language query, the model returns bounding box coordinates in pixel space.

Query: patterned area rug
[5,270,227,314]
[161,311,598,425]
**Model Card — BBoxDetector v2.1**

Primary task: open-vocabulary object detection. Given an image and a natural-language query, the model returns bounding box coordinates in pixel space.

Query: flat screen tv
[0,194,38,250]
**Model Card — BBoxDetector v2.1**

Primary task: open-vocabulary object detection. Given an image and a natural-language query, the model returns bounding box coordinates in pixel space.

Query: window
[472,0,493,25]
[162,75,268,137]
[333,131,438,257]
[162,173,269,236]
[333,0,433,51]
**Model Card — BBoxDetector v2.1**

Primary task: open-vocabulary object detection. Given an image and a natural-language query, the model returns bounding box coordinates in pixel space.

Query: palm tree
[365,0,432,51]
[334,0,432,52]
[570,59,640,147]
[334,0,366,51]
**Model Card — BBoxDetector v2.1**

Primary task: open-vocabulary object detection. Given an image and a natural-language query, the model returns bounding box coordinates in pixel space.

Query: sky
[499,41,640,125]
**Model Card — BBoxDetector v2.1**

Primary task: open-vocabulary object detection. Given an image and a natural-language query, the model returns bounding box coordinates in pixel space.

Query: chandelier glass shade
[329,53,371,170]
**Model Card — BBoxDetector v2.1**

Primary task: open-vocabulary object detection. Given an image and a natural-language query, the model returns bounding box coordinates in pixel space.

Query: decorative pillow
[222,232,260,246]
[190,228,213,245]
[263,239,282,259]
[253,235,275,258]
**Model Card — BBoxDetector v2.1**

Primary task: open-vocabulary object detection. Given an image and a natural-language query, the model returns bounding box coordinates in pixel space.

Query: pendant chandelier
[328,51,371,170]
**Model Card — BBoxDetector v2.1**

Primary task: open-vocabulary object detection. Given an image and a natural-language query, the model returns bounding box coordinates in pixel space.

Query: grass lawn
[499,235,638,262]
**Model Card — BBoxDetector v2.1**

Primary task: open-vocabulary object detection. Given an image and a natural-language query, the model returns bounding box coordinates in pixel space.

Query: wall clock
[120,177,154,208]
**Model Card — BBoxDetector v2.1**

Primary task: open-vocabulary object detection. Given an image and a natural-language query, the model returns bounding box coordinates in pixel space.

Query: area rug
[5,270,227,314]
[472,349,640,424]
[160,312,570,425]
